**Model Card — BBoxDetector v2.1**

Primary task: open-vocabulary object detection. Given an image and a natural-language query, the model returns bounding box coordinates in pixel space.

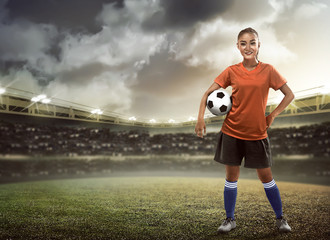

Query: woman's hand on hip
[266,114,275,129]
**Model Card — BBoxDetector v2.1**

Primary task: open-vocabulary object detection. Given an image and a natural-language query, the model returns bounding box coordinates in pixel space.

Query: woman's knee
[256,167,273,183]
[226,165,240,182]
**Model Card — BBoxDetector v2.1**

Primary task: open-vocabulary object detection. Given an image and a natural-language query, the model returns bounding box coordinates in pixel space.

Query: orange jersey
[214,62,287,140]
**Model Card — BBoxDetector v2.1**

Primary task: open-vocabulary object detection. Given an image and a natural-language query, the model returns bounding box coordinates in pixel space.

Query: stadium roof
[0,86,329,127]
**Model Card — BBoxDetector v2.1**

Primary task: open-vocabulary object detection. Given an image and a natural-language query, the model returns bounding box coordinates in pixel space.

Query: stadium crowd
[0,120,329,157]
[0,120,329,183]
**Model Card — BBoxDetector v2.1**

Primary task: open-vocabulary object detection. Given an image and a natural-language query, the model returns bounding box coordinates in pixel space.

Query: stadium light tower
[91,109,103,115]
[38,94,46,100]
[41,98,51,104]
[31,94,51,103]
[188,116,196,121]
[0,87,5,94]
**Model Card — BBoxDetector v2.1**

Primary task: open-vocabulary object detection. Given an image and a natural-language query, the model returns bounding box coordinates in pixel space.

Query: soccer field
[0,177,329,240]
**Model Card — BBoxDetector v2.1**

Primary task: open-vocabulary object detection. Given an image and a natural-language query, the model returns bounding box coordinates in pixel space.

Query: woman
[195,27,294,233]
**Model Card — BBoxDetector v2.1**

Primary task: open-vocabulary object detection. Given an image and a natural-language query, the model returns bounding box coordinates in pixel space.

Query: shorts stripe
[263,179,276,189]
[225,180,237,189]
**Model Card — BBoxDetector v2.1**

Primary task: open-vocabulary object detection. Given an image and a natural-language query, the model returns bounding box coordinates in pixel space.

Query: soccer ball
[207,89,232,116]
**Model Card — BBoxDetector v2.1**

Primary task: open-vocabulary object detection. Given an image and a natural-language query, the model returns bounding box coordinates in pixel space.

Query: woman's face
[237,33,260,61]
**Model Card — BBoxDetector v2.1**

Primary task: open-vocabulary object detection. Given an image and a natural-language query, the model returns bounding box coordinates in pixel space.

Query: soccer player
[195,27,294,233]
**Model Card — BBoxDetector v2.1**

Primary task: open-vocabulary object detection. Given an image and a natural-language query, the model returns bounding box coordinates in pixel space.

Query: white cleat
[276,217,292,233]
[217,217,236,233]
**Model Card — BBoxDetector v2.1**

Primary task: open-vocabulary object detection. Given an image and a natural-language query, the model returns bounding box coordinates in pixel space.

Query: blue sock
[263,179,283,219]
[224,179,237,219]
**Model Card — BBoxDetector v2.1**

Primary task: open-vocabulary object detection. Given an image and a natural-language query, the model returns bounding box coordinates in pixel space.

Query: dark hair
[237,27,259,40]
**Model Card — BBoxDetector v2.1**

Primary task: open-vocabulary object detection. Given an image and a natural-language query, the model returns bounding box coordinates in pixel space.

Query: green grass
[0,177,329,240]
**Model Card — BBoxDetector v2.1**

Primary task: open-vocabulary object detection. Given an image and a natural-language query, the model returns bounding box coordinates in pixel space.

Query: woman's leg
[257,167,283,218]
[226,165,240,182]
[224,165,240,219]
[218,165,240,232]
[256,167,273,183]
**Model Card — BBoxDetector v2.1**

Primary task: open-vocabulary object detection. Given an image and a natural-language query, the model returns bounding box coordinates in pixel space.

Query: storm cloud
[0,0,329,121]
[5,0,123,33]
[143,0,232,30]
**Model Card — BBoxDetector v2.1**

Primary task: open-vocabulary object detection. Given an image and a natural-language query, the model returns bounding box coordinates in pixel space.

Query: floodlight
[149,119,156,123]
[188,116,196,121]
[129,116,137,121]
[0,88,5,94]
[31,97,39,102]
[31,94,48,103]
[168,119,175,123]
[37,94,46,100]
[41,98,51,104]
[91,109,103,114]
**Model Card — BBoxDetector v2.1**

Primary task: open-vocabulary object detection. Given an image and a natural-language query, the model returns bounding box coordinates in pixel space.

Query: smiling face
[237,33,260,61]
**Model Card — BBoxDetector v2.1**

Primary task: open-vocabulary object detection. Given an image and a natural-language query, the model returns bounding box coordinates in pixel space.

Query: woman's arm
[195,82,221,138]
[266,83,294,129]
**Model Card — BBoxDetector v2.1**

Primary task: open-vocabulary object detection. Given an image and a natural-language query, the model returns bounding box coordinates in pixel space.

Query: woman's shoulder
[227,62,241,70]
[230,62,241,68]
[259,62,275,69]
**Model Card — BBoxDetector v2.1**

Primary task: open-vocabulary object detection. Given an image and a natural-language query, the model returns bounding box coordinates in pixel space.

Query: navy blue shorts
[214,131,272,169]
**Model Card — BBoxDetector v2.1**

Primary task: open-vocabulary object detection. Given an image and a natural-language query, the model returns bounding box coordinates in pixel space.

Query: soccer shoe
[276,217,291,232]
[217,217,236,233]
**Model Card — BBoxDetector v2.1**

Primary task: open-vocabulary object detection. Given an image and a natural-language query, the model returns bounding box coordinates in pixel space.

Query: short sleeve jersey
[214,62,287,140]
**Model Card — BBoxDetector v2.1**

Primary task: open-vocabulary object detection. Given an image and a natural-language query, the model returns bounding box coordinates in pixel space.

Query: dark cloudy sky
[0,0,329,122]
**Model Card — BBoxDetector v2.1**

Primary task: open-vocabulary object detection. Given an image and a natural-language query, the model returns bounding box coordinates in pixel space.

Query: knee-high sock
[263,179,283,219]
[224,179,237,219]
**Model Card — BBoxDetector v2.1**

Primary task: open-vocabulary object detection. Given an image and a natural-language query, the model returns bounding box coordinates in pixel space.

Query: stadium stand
[0,119,329,184]
[0,120,329,157]
[0,89,329,184]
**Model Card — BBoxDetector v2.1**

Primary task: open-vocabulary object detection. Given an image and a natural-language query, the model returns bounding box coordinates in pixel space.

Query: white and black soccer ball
[207,89,232,116]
